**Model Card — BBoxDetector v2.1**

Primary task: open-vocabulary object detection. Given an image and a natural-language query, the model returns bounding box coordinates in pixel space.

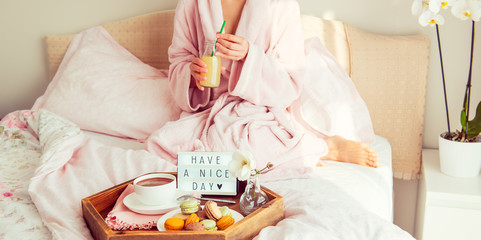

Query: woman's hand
[214,33,249,61]
[190,57,226,91]
[190,57,207,91]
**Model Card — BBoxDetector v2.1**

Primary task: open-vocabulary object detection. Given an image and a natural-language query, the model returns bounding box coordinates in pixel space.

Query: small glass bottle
[200,41,222,88]
[239,174,269,215]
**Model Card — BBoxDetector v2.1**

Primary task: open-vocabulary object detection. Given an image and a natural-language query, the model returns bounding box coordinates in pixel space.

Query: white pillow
[33,26,181,140]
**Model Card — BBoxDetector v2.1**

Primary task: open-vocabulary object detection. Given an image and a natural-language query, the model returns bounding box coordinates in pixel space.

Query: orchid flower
[419,9,446,26]
[451,0,481,21]
[430,0,458,13]
[412,0,431,16]
[228,150,256,181]
[228,150,274,181]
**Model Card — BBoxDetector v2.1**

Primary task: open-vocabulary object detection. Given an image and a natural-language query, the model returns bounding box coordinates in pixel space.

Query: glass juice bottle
[200,42,221,88]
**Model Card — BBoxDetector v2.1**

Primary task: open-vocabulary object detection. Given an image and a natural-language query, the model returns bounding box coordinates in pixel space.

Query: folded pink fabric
[105,184,163,230]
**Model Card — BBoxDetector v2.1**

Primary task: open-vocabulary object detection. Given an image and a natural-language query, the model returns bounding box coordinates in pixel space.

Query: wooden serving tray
[82,172,284,240]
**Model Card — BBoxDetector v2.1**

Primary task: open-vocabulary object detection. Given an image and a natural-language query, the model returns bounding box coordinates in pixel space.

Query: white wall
[0,0,177,118]
[1,0,480,236]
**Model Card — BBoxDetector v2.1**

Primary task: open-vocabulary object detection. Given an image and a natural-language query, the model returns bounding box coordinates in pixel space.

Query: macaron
[196,210,207,221]
[180,200,199,214]
[164,217,185,231]
[201,219,218,231]
[216,215,235,230]
[185,222,205,231]
[172,213,190,221]
[219,206,232,217]
[184,213,200,228]
[204,201,222,221]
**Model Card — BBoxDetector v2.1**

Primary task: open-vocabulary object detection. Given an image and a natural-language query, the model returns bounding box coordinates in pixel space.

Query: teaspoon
[176,194,236,204]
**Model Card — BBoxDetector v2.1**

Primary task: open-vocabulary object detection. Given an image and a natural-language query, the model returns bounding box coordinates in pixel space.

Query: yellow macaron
[216,215,235,230]
[164,217,185,231]
[184,213,200,228]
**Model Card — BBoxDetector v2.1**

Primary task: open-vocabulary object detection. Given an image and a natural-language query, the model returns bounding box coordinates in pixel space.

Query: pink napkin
[105,184,164,230]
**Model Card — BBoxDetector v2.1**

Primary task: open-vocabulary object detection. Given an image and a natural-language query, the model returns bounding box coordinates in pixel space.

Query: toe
[370,157,379,167]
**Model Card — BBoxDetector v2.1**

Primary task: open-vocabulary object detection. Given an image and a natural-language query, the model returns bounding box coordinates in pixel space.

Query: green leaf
[460,88,469,132]
[461,109,467,131]
[467,101,481,139]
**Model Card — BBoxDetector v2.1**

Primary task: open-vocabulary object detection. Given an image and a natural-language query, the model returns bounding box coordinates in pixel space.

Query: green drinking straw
[212,20,226,56]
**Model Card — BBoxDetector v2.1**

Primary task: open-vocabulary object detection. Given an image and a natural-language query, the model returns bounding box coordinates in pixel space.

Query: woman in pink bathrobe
[146,0,378,180]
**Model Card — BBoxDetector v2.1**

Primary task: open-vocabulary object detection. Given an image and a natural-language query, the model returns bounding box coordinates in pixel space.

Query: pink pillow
[33,26,181,140]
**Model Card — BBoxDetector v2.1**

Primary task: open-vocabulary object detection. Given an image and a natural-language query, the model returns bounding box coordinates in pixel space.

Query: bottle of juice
[200,42,221,88]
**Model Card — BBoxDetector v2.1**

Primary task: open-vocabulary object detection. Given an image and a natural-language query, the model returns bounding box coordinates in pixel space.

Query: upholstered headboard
[45,10,430,180]
[45,10,175,79]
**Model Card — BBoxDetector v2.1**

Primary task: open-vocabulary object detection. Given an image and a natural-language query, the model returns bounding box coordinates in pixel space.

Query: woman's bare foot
[319,136,378,168]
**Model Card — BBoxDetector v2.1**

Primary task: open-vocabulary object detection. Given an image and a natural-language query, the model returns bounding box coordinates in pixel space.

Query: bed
[0,10,429,240]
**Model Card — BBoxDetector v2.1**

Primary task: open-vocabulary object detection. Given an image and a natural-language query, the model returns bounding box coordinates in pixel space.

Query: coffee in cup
[133,173,176,206]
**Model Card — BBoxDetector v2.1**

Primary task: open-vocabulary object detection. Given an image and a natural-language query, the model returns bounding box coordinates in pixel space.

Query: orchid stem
[255,166,268,175]
[464,21,475,139]
[436,24,452,136]
[252,162,273,176]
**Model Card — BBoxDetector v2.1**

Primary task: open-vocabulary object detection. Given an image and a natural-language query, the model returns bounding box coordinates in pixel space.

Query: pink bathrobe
[146,0,375,180]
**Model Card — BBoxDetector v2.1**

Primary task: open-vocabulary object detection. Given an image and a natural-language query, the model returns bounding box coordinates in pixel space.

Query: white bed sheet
[266,135,393,221]
[83,131,393,222]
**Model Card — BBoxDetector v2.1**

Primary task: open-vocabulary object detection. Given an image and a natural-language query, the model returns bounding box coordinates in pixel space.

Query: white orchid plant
[228,150,273,181]
[412,0,481,142]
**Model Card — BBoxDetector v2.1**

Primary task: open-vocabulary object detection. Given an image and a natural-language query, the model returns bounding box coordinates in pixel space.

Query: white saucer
[157,206,244,231]
[123,190,187,215]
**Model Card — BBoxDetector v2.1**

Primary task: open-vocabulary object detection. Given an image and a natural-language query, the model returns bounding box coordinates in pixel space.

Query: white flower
[228,150,256,181]
[419,9,446,26]
[429,0,457,13]
[412,0,431,16]
[451,0,481,21]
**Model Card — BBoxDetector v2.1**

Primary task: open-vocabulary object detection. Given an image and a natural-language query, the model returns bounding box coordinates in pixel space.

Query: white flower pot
[438,135,481,178]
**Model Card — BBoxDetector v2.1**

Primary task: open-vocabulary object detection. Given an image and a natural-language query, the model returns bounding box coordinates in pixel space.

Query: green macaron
[201,219,218,231]
[219,206,232,217]
[180,200,199,214]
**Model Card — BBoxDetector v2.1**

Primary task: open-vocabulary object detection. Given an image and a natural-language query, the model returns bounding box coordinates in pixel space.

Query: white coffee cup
[133,173,177,206]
